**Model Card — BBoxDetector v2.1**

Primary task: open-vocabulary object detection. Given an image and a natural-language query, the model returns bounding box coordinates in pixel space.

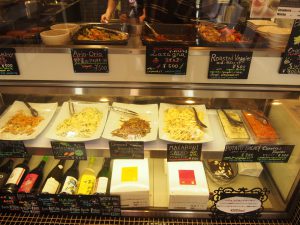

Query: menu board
[109,141,144,159]
[146,46,188,75]
[51,141,87,160]
[276,0,300,19]
[37,194,60,214]
[223,144,294,162]
[0,141,27,158]
[98,196,121,217]
[279,20,300,74]
[58,194,81,214]
[18,193,40,214]
[0,193,20,212]
[208,51,252,79]
[78,195,101,214]
[0,48,20,75]
[167,144,201,162]
[71,48,109,73]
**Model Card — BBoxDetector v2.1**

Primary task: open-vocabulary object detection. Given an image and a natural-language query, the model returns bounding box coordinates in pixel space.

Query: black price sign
[208,51,252,79]
[0,141,27,158]
[78,195,101,214]
[99,196,121,217]
[0,193,20,212]
[51,141,87,160]
[167,143,201,162]
[0,48,20,75]
[279,20,300,74]
[276,1,300,19]
[146,46,188,75]
[58,195,80,214]
[18,193,40,214]
[109,141,144,159]
[223,144,294,162]
[71,48,109,73]
[37,194,60,214]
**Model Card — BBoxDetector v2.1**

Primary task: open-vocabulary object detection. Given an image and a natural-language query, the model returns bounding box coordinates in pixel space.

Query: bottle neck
[71,160,79,169]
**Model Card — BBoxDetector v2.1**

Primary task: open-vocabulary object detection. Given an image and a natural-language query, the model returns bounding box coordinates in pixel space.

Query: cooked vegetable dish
[77,27,127,41]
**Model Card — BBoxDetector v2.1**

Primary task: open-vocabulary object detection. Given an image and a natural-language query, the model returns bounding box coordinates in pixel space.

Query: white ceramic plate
[46,101,109,142]
[102,102,158,142]
[159,103,214,143]
[0,101,58,140]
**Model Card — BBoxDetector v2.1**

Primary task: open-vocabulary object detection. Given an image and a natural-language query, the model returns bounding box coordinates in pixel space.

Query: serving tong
[144,21,183,42]
[110,106,138,116]
[244,109,269,125]
[192,107,207,128]
[24,101,39,117]
[221,109,243,127]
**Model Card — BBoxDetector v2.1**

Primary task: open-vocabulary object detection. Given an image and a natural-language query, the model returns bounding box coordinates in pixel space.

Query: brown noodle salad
[111,117,151,139]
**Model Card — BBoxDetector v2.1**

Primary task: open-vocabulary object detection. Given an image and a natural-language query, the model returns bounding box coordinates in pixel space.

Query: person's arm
[101,0,118,23]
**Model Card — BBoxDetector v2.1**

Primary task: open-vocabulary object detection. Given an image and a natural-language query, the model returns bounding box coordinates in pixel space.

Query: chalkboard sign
[0,193,20,212]
[37,194,60,214]
[167,144,201,162]
[109,141,144,159]
[0,141,27,158]
[51,141,87,160]
[58,194,81,214]
[276,1,300,19]
[18,193,40,214]
[0,48,20,75]
[99,196,121,217]
[208,51,252,79]
[146,46,188,75]
[223,144,294,162]
[279,20,300,74]
[71,48,109,73]
[78,195,101,214]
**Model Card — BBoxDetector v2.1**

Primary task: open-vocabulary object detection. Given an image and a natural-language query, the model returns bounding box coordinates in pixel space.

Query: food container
[242,110,279,143]
[50,23,80,35]
[217,109,250,143]
[204,160,238,185]
[141,23,197,46]
[71,23,129,45]
[40,29,70,45]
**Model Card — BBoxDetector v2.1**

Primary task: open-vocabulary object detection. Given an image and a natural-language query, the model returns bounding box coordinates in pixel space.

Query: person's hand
[101,13,111,23]
[119,14,128,23]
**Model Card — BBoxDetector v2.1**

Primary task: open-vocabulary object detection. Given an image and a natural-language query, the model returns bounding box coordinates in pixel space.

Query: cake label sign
[223,144,294,162]
[279,20,300,74]
[109,141,144,159]
[0,48,20,75]
[71,48,109,73]
[0,141,27,158]
[167,143,201,162]
[208,51,252,79]
[51,141,87,160]
[146,46,188,75]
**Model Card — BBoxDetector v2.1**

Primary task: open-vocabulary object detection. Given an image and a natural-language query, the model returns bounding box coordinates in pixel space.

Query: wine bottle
[77,157,96,195]
[0,159,14,189]
[93,158,111,195]
[2,157,31,193]
[60,160,80,195]
[41,159,65,194]
[18,156,48,193]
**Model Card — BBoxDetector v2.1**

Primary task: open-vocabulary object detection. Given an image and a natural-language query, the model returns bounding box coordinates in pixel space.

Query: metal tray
[141,23,197,46]
[72,23,129,45]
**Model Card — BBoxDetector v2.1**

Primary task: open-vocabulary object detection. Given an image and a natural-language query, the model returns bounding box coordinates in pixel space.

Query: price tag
[0,193,20,212]
[146,46,188,75]
[109,141,144,159]
[167,144,201,162]
[71,48,109,73]
[223,144,294,162]
[279,20,300,74]
[51,141,87,160]
[58,194,80,214]
[208,51,252,79]
[17,193,40,214]
[78,195,101,214]
[276,0,300,19]
[99,196,121,217]
[37,194,60,214]
[0,48,20,75]
[0,141,27,158]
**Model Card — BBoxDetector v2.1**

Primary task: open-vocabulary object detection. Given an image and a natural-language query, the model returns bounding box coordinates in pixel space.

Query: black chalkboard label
[109,141,144,159]
[208,51,252,79]
[0,193,20,212]
[0,141,27,158]
[58,194,81,214]
[167,143,201,162]
[146,46,188,75]
[37,194,60,214]
[51,141,87,160]
[18,193,40,214]
[71,48,109,73]
[223,144,294,162]
[78,195,101,214]
[99,196,121,217]
[0,48,20,75]
[279,20,300,74]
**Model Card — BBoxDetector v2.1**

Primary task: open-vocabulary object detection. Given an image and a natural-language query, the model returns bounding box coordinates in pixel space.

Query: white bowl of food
[50,23,79,35]
[40,29,70,45]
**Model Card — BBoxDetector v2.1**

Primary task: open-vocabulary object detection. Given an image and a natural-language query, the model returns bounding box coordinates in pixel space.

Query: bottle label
[60,176,78,195]
[77,175,95,195]
[6,167,26,185]
[94,177,108,194]
[41,177,60,194]
[0,172,9,187]
[18,173,38,193]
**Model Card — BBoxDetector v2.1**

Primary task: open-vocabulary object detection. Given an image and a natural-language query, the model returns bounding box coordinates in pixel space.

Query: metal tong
[110,106,138,116]
[192,107,207,128]
[68,100,75,116]
[221,109,243,126]
[245,109,269,125]
[24,101,39,117]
